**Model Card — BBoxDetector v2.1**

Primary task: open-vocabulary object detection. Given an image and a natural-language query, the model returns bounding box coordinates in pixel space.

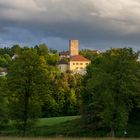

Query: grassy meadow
[0,116,140,138]
[36,116,80,127]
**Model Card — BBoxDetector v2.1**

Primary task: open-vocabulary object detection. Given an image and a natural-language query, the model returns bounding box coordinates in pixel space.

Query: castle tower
[69,40,79,56]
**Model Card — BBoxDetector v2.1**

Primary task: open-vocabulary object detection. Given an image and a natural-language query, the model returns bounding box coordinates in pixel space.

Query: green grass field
[0,115,140,137]
[36,116,80,127]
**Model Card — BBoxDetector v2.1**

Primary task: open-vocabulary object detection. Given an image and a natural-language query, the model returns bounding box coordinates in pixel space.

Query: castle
[58,40,91,74]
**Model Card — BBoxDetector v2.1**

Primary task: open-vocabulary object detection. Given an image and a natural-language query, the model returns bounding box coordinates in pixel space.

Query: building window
[76,67,78,69]
[80,63,83,65]
[76,63,79,65]
[86,63,89,65]
[73,63,75,65]
[80,67,83,69]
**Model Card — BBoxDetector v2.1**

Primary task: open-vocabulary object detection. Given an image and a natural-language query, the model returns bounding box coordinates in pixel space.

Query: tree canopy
[81,48,140,136]
[7,49,50,136]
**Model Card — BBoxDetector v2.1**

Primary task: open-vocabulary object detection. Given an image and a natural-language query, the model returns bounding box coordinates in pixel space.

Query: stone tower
[69,40,79,56]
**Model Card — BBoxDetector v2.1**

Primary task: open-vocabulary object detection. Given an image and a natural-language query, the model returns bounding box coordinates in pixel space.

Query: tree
[0,47,12,56]
[41,71,82,117]
[81,48,140,136]
[34,44,49,56]
[7,49,48,136]
[0,77,8,126]
[0,54,12,67]
[49,48,57,54]
[80,49,100,62]
[11,44,21,55]
[54,73,81,116]
[47,54,59,66]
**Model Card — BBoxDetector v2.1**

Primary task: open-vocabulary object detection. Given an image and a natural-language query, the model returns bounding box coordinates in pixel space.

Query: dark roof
[70,55,90,61]
[59,51,69,56]
[58,59,68,64]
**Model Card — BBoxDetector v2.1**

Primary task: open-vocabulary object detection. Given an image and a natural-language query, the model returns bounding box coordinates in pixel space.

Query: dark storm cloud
[0,0,140,50]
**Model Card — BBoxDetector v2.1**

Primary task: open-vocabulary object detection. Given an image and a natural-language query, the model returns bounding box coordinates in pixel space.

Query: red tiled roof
[70,55,90,61]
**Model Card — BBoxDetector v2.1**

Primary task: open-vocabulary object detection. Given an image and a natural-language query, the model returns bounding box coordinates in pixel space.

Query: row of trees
[0,45,139,137]
[0,44,58,68]
[0,44,82,136]
[81,48,140,136]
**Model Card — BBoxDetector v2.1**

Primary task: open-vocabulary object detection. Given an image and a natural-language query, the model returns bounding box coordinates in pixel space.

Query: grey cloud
[0,0,140,50]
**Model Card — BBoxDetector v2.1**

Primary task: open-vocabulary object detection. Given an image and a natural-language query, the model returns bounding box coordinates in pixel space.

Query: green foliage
[55,73,82,116]
[81,48,140,136]
[0,47,12,56]
[11,44,21,55]
[47,53,59,66]
[7,49,49,136]
[80,49,99,62]
[0,54,12,67]
[0,77,8,125]
[49,48,57,54]
[0,45,139,137]
[34,44,49,56]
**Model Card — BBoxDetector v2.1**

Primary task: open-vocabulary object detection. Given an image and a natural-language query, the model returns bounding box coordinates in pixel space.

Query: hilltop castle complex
[58,40,91,74]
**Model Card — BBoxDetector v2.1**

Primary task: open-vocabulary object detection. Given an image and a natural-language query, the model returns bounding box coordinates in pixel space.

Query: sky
[0,0,140,51]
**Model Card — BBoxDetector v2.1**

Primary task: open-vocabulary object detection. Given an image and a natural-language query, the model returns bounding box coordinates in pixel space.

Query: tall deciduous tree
[7,49,48,136]
[81,48,140,136]
[11,44,21,55]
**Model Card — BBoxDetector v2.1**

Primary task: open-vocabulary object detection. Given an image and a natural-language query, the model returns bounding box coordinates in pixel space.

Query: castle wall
[69,61,90,74]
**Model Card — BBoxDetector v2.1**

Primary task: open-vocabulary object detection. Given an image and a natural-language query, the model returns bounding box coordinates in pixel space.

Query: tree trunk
[23,80,30,137]
[23,93,28,137]
[110,127,115,137]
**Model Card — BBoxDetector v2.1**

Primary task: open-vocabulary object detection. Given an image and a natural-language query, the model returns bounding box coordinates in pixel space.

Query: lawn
[0,115,140,137]
[36,116,80,127]
[0,116,81,137]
